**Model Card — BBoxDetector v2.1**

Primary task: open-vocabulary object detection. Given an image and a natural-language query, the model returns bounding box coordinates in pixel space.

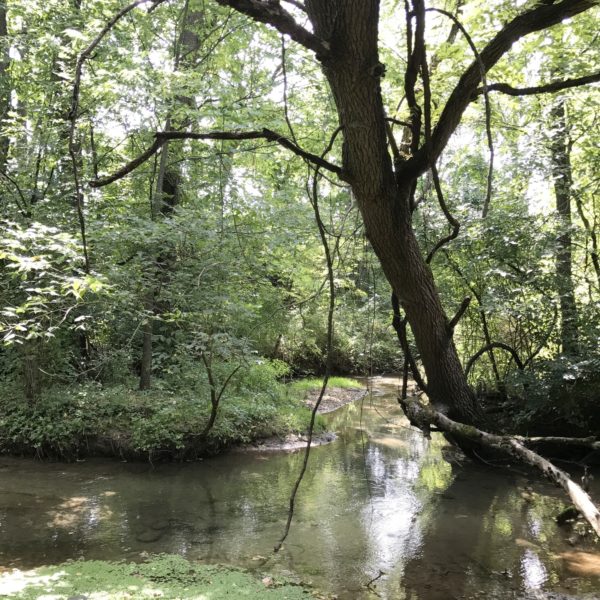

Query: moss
[288,377,363,393]
[0,554,319,599]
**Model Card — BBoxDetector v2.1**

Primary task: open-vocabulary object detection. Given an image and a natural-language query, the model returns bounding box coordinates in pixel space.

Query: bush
[0,359,323,459]
[507,355,600,435]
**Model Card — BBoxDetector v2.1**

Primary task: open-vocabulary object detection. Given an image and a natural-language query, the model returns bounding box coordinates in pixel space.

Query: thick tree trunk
[305,0,479,422]
[550,101,579,355]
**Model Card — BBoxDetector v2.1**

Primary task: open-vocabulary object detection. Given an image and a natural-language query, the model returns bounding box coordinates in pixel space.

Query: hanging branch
[90,129,343,188]
[68,0,170,272]
[274,126,340,554]
[425,163,460,263]
[474,71,600,97]
[426,7,494,218]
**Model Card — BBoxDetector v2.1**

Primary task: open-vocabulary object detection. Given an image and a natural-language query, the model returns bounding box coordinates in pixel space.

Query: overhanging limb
[400,396,600,536]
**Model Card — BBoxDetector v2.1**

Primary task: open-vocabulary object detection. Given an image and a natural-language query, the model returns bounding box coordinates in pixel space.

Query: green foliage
[508,355,600,435]
[0,221,103,344]
[288,377,363,393]
[0,0,598,451]
[0,360,323,458]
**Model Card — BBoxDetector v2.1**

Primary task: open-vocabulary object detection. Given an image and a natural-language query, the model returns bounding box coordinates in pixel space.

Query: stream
[0,376,599,599]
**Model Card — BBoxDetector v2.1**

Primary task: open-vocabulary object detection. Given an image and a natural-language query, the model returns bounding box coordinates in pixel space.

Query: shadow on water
[0,376,599,599]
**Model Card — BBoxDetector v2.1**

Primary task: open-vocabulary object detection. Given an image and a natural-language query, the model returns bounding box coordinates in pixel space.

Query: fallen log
[400,396,600,537]
[513,435,600,451]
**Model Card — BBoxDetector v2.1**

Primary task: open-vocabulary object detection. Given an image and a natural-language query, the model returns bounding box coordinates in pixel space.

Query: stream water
[0,376,599,599]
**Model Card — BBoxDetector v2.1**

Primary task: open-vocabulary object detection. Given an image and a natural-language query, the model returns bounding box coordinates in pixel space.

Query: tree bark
[304,0,479,422]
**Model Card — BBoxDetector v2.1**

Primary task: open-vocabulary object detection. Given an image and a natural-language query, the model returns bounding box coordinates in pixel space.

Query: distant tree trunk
[0,2,10,168]
[549,100,579,356]
[139,5,200,390]
[21,342,40,403]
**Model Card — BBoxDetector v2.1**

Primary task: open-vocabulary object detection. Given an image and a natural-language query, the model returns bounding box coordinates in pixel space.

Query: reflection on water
[0,376,598,599]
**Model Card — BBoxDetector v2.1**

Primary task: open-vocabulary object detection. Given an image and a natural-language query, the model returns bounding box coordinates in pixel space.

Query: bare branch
[401,396,600,536]
[89,138,165,188]
[465,342,524,378]
[425,163,460,263]
[214,0,329,57]
[475,71,600,97]
[447,296,471,333]
[90,129,342,188]
[400,0,598,180]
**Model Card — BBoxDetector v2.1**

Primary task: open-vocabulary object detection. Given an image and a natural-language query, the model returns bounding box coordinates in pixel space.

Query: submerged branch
[400,396,600,536]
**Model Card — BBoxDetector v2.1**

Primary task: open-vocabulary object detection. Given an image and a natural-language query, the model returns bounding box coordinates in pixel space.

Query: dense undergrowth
[0,362,360,459]
[0,363,366,460]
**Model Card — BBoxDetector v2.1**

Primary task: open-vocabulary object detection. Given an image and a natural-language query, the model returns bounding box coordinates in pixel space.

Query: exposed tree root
[400,396,600,537]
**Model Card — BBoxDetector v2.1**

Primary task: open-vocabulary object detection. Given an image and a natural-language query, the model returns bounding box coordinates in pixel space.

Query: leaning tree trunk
[305,0,479,423]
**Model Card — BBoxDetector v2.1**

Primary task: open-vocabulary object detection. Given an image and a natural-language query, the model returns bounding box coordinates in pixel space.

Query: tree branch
[400,0,598,180]
[465,341,524,378]
[474,71,600,97]
[90,129,342,188]
[400,396,600,536]
[214,0,329,57]
[425,163,460,263]
[515,435,600,451]
[89,138,165,187]
[425,7,495,217]
[447,296,471,334]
